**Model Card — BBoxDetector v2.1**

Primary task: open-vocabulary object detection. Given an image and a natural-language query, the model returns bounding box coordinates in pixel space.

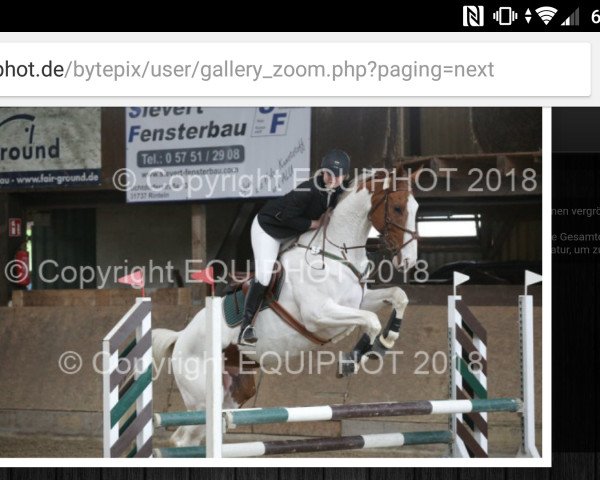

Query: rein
[296,172,419,278]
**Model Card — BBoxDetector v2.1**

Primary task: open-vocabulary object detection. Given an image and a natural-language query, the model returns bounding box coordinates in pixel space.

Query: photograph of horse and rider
[0,107,543,459]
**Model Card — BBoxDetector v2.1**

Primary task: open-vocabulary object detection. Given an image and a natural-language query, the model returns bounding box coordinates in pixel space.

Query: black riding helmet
[320,149,351,177]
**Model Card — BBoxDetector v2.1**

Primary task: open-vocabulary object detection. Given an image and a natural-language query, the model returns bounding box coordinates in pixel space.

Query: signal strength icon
[561,7,579,26]
[536,6,558,25]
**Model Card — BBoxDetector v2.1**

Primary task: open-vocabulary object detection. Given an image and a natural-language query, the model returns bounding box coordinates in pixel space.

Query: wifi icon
[536,6,558,24]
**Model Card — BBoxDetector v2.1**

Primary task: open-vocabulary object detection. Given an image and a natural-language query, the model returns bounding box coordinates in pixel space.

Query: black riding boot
[238,280,268,345]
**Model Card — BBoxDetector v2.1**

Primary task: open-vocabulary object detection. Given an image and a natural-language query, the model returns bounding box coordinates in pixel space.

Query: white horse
[153,166,419,446]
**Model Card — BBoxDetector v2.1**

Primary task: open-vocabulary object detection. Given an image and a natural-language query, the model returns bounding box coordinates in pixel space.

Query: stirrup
[239,325,258,345]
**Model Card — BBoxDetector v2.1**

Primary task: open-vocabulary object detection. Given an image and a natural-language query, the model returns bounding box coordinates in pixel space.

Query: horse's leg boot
[367,309,402,357]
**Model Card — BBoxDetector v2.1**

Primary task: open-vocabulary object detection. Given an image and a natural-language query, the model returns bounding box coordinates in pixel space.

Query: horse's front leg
[302,298,382,377]
[357,286,409,357]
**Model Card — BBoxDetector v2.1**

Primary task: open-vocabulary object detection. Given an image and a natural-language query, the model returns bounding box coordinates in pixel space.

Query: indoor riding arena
[0,107,542,458]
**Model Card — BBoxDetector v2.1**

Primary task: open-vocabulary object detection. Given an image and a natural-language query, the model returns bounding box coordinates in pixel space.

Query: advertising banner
[0,107,101,188]
[124,107,311,202]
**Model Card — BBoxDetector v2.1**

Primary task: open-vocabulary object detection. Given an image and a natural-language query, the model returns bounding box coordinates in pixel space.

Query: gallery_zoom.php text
[0,60,496,83]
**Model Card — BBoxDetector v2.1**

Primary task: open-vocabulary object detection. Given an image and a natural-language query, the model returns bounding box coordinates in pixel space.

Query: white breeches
[251,216,285,285]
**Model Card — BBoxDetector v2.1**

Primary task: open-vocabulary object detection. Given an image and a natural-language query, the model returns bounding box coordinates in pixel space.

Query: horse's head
[365,165,419,271]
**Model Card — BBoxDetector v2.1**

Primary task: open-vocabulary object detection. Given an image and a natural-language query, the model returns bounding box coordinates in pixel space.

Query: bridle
[296,171,419,275]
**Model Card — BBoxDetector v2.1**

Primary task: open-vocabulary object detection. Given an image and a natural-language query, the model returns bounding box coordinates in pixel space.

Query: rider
[238,149,351,345]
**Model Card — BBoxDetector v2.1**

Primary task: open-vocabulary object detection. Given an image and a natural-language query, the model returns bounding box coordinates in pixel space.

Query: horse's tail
[152,328,180,372]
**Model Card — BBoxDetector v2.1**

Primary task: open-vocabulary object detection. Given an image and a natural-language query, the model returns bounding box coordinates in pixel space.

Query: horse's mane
[337,164,407,204]
[336,171,374,204]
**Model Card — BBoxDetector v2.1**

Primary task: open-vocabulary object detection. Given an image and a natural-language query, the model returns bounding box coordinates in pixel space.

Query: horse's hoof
[336,353,359,378]
[366,337,388,358]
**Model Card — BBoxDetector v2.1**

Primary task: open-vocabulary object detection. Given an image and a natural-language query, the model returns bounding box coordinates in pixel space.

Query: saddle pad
[222,269,286,327]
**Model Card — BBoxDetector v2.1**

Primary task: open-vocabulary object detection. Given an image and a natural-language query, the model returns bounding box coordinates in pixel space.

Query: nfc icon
[463,5,485,27]
[493,7,518,25]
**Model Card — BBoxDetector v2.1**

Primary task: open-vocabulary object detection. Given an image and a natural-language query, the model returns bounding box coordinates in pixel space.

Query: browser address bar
[0,42,590,97]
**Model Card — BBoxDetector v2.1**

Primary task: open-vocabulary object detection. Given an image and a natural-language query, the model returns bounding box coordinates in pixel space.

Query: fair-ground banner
[0,107,101,189]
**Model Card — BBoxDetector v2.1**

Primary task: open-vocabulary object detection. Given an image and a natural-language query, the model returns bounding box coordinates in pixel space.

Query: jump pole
[155,430,454,458]
[154,398,521,429]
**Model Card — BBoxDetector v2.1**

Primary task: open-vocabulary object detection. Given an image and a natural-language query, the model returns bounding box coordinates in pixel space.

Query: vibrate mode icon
[493,7,518,25]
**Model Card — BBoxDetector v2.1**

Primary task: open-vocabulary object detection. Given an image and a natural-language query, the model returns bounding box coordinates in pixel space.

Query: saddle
[222,265,329,346]
[222,267,286,328]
